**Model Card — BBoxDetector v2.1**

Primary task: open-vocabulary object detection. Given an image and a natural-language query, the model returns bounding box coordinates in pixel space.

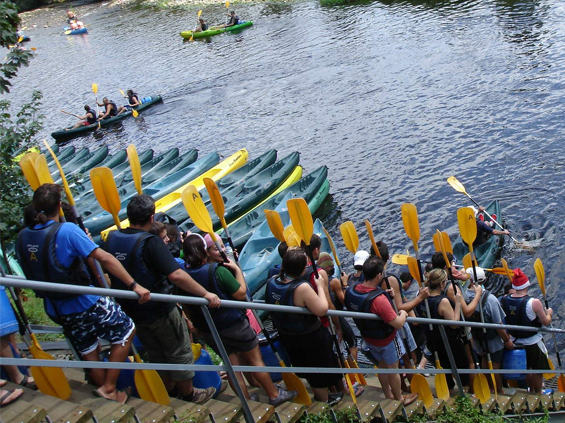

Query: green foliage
[300,408,359,423]
[0,1,34,94]
[0,91,44,240]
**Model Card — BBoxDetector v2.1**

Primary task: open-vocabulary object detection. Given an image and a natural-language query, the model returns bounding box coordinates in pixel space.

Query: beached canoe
[49,147,90,174]
[53,145,109,183]
[51,95,163,143]
[452,200,504,271]
[97,149,248,242]
[45,145,73,164]
[180,21,253,40]
[226,165,329,250]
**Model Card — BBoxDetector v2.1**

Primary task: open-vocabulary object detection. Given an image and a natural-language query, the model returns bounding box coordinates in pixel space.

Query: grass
[16,289,65,342]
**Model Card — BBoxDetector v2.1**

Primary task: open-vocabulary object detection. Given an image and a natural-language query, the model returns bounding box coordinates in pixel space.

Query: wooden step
[494,394,513,414]
[509,391,529,413]
[305,400,330,416]
[215,392,274,422]
[425,398,446,419]
[540,393,554,411]
[334,398,382,422]
[169,398,210,423]
[478,397,497,414]
[378,399,403,423]
[64,385,137,423]
[4,381,93,423]
[552,392,565,410]
[68,378,175,423]
[0,399,47,423]
[204,398,242,423]
[271,401,306,423]
[403,399,424,420]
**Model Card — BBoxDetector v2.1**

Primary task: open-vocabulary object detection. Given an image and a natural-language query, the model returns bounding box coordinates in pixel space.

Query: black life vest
[265,275,321,335]
[104,230,174,321]
[304,264,330,327]
[467,290,498,342]
[344,283,395,340]
[16,222,92,299]
[500,295,542,338]
[85,109,97,124]
[427,294,461,340]
[184,263,245,331]
[105,101,118,117]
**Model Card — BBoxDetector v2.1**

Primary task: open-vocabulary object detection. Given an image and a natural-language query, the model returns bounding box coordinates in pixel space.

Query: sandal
[0,389,24,408]
[17,375,36,389]
[92,388,130,404]
[0,379,6,388]
[402,392,418,406]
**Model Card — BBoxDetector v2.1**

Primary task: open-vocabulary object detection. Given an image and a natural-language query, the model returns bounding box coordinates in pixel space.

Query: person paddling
[97,97,118,119]
[117,90,140,115]
[217,11,239,28]
[69,105,97,129]
[194,18,208,33]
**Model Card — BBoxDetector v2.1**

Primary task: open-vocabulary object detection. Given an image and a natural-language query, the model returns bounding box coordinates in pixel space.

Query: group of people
[69,90,141,130]
[192,11,240,33]
[3,185,554,409]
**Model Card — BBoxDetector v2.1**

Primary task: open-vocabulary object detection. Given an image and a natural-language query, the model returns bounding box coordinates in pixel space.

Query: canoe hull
[180,21,253,40]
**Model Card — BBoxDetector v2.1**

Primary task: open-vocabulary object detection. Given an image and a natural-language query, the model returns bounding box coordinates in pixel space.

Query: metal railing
[1,275,564,422]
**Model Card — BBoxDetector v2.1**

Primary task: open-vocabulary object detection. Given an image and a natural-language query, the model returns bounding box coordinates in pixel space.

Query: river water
[10,0,565,348]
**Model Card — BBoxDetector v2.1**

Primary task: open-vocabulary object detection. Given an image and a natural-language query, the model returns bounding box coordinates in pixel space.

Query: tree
[0,1,43,241]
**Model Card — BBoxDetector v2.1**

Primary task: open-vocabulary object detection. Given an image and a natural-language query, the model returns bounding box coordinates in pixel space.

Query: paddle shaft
[542,295,563,368]
[463,195,518,243]
[61,110,82,119]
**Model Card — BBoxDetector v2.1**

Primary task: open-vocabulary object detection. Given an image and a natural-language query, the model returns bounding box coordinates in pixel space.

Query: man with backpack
[466,267,514,394]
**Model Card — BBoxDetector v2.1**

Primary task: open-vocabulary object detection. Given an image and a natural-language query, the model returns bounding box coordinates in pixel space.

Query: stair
[0,399,47,423]
[215,392,274,422]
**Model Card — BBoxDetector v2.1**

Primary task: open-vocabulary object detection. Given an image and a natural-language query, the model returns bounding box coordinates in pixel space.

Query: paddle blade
[19,152,41,190]
[365,219,381,259]
[339,221,359,255]
[90,167,122,227]
[440,232,452,255]
[407,256,422,286]
[435,373,449,401]
[120,89,126,97]
[501,258,513,282]
[92,83,98,94]
[287,198,313,246]
[135,369,170,405]
[457,207,477,249]
[544,357,556,380]
[182,185,215,235]
[264,210,285,243]
[558,374,565,393]
[283,225,301,248]
[411,374,433,408]
[447,176,467,195]
[322,227,341,268]
[534,258,545,296]
[204,178,228,229]
[401,203,420,252]
[43,140,75,206]
[127,144,143,195]
[132,108,139,118]
[486,267,514,276]
[473,373,491,404]
[281,372,311,405]
[197,9,202,18]
[462,253,478,271]
[391,254,408,266]
[35,154,54,185]
[435,229,451,270]
[29,339,72,400]
[225,1,229,8]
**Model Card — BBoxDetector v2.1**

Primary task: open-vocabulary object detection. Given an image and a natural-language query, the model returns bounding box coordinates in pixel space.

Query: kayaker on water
[66,10,84,30]
[470,206,509,246]
[69,105,97,129]
[217,11,239,28]
[117,90,140,115]
[97,97,118,120]
[194,18,208,33]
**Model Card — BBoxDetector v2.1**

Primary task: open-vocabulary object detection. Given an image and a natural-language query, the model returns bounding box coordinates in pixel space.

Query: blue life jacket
[344,283,395,340]
[500,295,542,338]
[16,223,91,299]
[104,230,174,322]
[265,275,321,335]
[184,263,245,330]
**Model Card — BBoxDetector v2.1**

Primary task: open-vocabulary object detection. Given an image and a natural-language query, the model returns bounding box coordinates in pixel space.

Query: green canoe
[453,200,505,271]
[180,21,253,40]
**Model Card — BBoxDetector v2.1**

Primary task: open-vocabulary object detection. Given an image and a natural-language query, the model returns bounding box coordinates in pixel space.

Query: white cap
[466,267,486,282]
[470,206,478,216]
[354,250,370,267]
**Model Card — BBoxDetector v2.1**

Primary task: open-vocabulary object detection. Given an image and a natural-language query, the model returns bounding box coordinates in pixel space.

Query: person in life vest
[344,250,369,288]
[70,105,97,129]
[469,206,509,247]
[104,195,221,404]
[465,267,514,394]
[266,248,344,404]
[500,268,552,394]
[97,97,118,119]
[345,256,419,406]
[117,90,141,115]
[16,184,151,404]
[181,234,297,406]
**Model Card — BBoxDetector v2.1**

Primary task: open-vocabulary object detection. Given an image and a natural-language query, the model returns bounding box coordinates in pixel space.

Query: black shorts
[523,342,550,370]
[199,318,258,356]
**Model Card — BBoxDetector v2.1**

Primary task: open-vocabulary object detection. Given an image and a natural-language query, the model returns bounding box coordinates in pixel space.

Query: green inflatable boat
[180,21,253,40]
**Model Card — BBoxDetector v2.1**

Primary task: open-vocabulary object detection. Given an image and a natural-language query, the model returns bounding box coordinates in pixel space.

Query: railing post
[438,325,465,395]
[201,306,255,423]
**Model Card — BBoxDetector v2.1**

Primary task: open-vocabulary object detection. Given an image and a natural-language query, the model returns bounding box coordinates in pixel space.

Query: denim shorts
[58,296,135,355]
[362,332,406,366]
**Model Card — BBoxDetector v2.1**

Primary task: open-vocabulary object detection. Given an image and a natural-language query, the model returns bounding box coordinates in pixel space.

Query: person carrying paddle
[500,268,552,394]
[117,90,140,115]
[344,250,369,287]
[194,18,208,32]
[345,256,418,406]
[16,184,151,404]
[470,206,509,247]
[181,234,297,406]
[69,105,97,129]
[97,97,118,119]
[217,11,239,28]
[266,248,344,403]
[104,195,220,404]
[465,267,514,394]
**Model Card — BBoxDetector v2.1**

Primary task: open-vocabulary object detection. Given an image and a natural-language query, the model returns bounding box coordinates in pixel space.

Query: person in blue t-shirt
[16,184,150,404]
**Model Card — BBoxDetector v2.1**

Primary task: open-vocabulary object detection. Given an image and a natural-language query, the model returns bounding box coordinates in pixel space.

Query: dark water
[11,0,565,348]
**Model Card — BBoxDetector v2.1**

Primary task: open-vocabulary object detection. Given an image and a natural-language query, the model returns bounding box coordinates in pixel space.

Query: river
[10,0,565,350]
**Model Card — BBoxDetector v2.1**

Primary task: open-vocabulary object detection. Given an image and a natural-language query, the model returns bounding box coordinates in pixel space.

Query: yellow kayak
[100,149,248,240]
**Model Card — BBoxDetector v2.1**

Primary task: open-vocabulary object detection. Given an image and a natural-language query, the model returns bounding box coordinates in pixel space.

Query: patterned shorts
[362,332,406,366]
[58,296,135,355]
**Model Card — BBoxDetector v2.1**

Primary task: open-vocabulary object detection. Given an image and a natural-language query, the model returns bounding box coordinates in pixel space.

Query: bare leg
[83,343,104,386]
[238,346,279,399]
[312,387,329,402]
[379,360,402,401]
[0,335,33,385]
[530,374,543,394]
[227,353,250,399]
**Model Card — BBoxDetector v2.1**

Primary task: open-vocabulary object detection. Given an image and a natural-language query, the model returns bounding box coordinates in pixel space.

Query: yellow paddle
[61,109,82,119]
[89,166,170,405]
[264,209,285,243]
[189,10,203,41]
[282,225,301,247]
[406,255,450,401]
[127,144,143,195]
[457,207,496,403]
[501,258,513,282]
[92,83,101,129]
[432,231,453,256]
[119,90,139,117]
[321,226,367,386]
[364,220,432,405]
[287,199,359,406]
[534,258,565,392]
[339,221,359,255]
[184,184,312,405]
[19,152,41,190]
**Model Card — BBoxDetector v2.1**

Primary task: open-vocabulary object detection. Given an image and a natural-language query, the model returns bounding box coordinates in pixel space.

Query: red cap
[512,268,530,290]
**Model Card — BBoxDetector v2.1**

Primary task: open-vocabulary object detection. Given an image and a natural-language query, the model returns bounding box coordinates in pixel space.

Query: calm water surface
[11,0,565,348]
